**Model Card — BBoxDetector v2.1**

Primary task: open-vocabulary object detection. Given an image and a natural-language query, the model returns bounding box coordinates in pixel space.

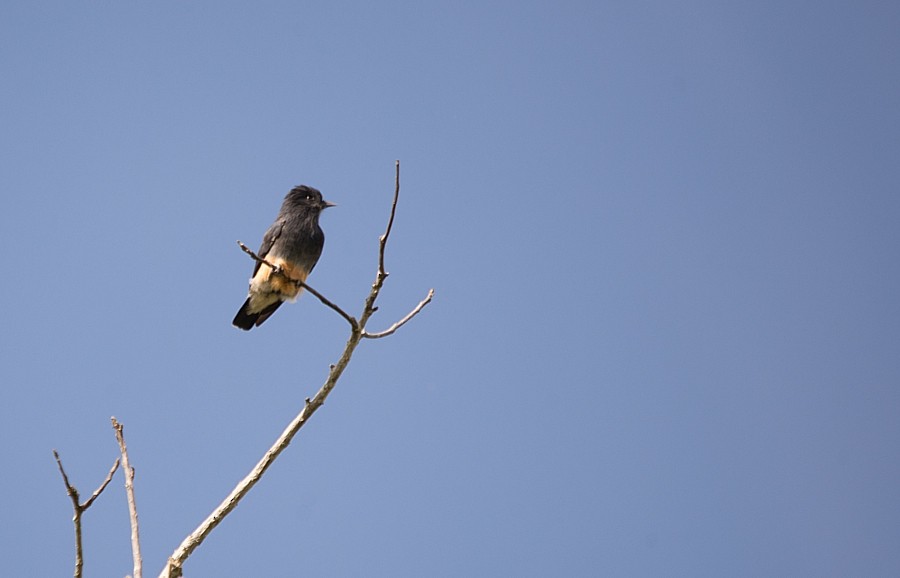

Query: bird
[233,185,334,330]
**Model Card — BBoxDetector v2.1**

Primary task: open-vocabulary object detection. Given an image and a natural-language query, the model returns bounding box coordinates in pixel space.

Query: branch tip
[112,418,143,578]
[363,288,434,339]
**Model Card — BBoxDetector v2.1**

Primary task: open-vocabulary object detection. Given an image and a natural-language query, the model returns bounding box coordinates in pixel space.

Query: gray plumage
[233,185,333,330]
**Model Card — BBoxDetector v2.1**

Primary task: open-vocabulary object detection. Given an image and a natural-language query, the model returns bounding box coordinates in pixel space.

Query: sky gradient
[2,2,899,576]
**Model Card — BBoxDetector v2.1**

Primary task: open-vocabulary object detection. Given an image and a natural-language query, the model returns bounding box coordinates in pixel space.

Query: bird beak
[323,200,337,208]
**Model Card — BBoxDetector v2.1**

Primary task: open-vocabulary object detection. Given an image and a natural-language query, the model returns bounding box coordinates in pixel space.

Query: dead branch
[378,159,401,278]
[53,450,119,578]
[160,160,433,578]
[363,288,435,338]
[112,417,142,578]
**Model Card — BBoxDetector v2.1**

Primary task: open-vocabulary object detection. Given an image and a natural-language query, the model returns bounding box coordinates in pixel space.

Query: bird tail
[232,298,282,330]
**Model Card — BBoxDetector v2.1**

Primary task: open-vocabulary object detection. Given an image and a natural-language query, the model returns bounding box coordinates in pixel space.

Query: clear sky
[2,2,899,576]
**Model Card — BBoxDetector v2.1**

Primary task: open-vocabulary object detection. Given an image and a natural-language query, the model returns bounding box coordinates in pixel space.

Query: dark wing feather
[253,219,284,276]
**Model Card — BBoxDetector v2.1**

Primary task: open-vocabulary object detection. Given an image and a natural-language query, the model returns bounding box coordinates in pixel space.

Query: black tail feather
[232,298,258,330]
[232,299,282,330]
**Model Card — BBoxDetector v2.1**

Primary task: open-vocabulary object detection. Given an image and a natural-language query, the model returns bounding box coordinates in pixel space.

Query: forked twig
[53,450,119,578]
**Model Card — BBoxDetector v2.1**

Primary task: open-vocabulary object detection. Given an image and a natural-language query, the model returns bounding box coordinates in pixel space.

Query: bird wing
[253,219,284,276]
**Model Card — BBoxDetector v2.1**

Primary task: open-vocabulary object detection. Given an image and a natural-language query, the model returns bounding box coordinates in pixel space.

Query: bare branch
[112,417,142,578]
[363,288,435,339]
[378,159,401,278]
[82,458,121,510]
[160,161,432,578]
[357,161,403,331]
[159,322,363,578]
[53,450,120,578]
[53,450,79,506]
[237,240,358,329]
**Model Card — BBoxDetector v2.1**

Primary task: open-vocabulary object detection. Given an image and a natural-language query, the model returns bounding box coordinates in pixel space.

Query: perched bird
[233,185,334,330]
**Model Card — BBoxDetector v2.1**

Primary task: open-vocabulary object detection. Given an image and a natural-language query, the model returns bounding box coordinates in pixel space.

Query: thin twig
[378,159,401,278]
[237,241,358,329]
[53,450,120,578]
[112,417,142,578]
[363,288,435,339]
[83,459,120,509]
[358,161,404,331]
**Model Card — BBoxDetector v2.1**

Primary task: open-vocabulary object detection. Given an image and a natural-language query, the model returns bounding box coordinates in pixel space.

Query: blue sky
[2,2,899,576]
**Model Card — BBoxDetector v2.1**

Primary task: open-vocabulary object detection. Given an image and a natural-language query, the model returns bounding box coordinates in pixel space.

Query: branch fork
[53,451,119,578]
